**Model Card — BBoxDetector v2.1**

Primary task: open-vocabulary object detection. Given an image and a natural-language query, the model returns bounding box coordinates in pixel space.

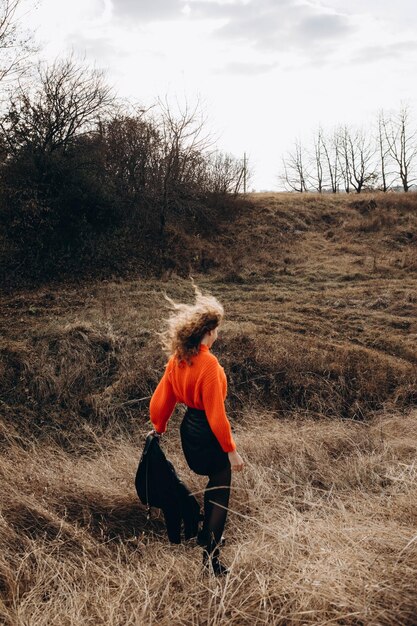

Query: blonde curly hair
[160,283,224,363]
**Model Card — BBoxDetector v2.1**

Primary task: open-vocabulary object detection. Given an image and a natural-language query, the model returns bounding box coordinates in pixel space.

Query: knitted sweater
[149,344,236,453]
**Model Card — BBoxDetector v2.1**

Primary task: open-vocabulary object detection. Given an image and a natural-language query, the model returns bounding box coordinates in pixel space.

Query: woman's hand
[147,429,162,438]
[228,450,244,472]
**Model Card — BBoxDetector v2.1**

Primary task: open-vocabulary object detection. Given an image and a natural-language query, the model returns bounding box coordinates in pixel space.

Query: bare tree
[377,111,393,192]
[337,125,352,193]
[0,0,37,82]
[205,150,246,195]
[99,113,162,200]
[157,97,213,235]
[280,140,309,192]
[346,127,377,193]
[280,106,417,195]
[321,129,340,193]
[311,127,325,193]
[1,57,114,156]
[382,105,417,192]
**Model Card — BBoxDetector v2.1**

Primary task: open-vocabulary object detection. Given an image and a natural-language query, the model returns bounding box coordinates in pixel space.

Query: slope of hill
[0,192,416,625]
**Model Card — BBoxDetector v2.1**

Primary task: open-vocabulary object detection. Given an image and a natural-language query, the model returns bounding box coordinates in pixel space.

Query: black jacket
[135,433,202,543]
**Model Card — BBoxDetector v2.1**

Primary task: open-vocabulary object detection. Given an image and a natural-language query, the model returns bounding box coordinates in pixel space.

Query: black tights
[202,464,231,546]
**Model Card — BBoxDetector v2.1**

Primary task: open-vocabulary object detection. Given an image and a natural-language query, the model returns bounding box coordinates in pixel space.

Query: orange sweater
[149,344,236,453]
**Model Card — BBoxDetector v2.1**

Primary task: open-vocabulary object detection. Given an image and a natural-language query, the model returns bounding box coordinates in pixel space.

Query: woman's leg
[203,463,231,545]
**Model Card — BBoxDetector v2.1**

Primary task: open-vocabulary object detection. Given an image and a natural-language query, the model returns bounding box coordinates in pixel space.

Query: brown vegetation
[1,410,416,625]
[1,192,416,624]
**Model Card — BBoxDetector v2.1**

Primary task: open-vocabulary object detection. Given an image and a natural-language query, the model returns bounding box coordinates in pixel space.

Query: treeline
[281,107,417,193]
[0,55,246,285]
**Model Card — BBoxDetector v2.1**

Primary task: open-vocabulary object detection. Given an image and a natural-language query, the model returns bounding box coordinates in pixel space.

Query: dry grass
[1,192,417,624]
[1,411,416,625]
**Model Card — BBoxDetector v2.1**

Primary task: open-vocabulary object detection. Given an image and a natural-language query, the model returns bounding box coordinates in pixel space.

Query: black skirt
[180,407,230,476]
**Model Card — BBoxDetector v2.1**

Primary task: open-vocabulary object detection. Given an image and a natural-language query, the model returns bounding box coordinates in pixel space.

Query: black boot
[202,541,229,577]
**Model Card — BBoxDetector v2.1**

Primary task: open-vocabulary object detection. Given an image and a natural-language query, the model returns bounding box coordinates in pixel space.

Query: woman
[149,285,244,576]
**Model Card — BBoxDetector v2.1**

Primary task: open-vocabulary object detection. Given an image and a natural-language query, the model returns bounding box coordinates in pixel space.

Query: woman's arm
[201,361,236,453]
[149,366,177,434]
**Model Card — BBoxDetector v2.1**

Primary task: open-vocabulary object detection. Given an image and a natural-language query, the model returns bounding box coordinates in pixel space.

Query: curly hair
[160,283,224,363]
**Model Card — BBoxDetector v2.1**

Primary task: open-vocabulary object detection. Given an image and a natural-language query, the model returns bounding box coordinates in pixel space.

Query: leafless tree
[337,126,352,193]
[311,127,325,193]
[346,127,377,193]
[205,150,247,195]
[157,97,213,235]
[280,106,417,195]
[377,111,393,192]
[281,140,309,192]
[0,0,37,83]
[1,57,114,156]
[382,105,417,192]
[98,113,162,201]
[321,129,340,193]
[336,125,376,193]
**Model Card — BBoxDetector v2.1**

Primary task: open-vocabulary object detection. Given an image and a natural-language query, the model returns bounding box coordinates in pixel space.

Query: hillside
[1,192,417,625]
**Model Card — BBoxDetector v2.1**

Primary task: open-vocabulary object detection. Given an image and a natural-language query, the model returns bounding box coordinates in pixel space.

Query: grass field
[1,193,416,625]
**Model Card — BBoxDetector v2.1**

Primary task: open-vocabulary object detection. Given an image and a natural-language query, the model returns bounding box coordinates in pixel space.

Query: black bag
[135,433,202,544]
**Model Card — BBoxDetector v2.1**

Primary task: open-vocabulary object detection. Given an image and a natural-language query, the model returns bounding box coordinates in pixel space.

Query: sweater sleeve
[149,364,177,434]
[201,359,236,453]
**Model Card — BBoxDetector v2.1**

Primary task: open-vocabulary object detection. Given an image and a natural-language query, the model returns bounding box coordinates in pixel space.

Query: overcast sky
[24,0,417,190]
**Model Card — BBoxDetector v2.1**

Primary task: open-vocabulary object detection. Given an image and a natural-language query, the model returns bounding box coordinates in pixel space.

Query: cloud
[191,0,354,56]
[67,32,126,66]
[297,14,352,41]
[109,0,355,63]
[352,40,417,64]
[215,60,277,75]
[216,12,281,43]
[111,0,183,21]
[185,0,251,20]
